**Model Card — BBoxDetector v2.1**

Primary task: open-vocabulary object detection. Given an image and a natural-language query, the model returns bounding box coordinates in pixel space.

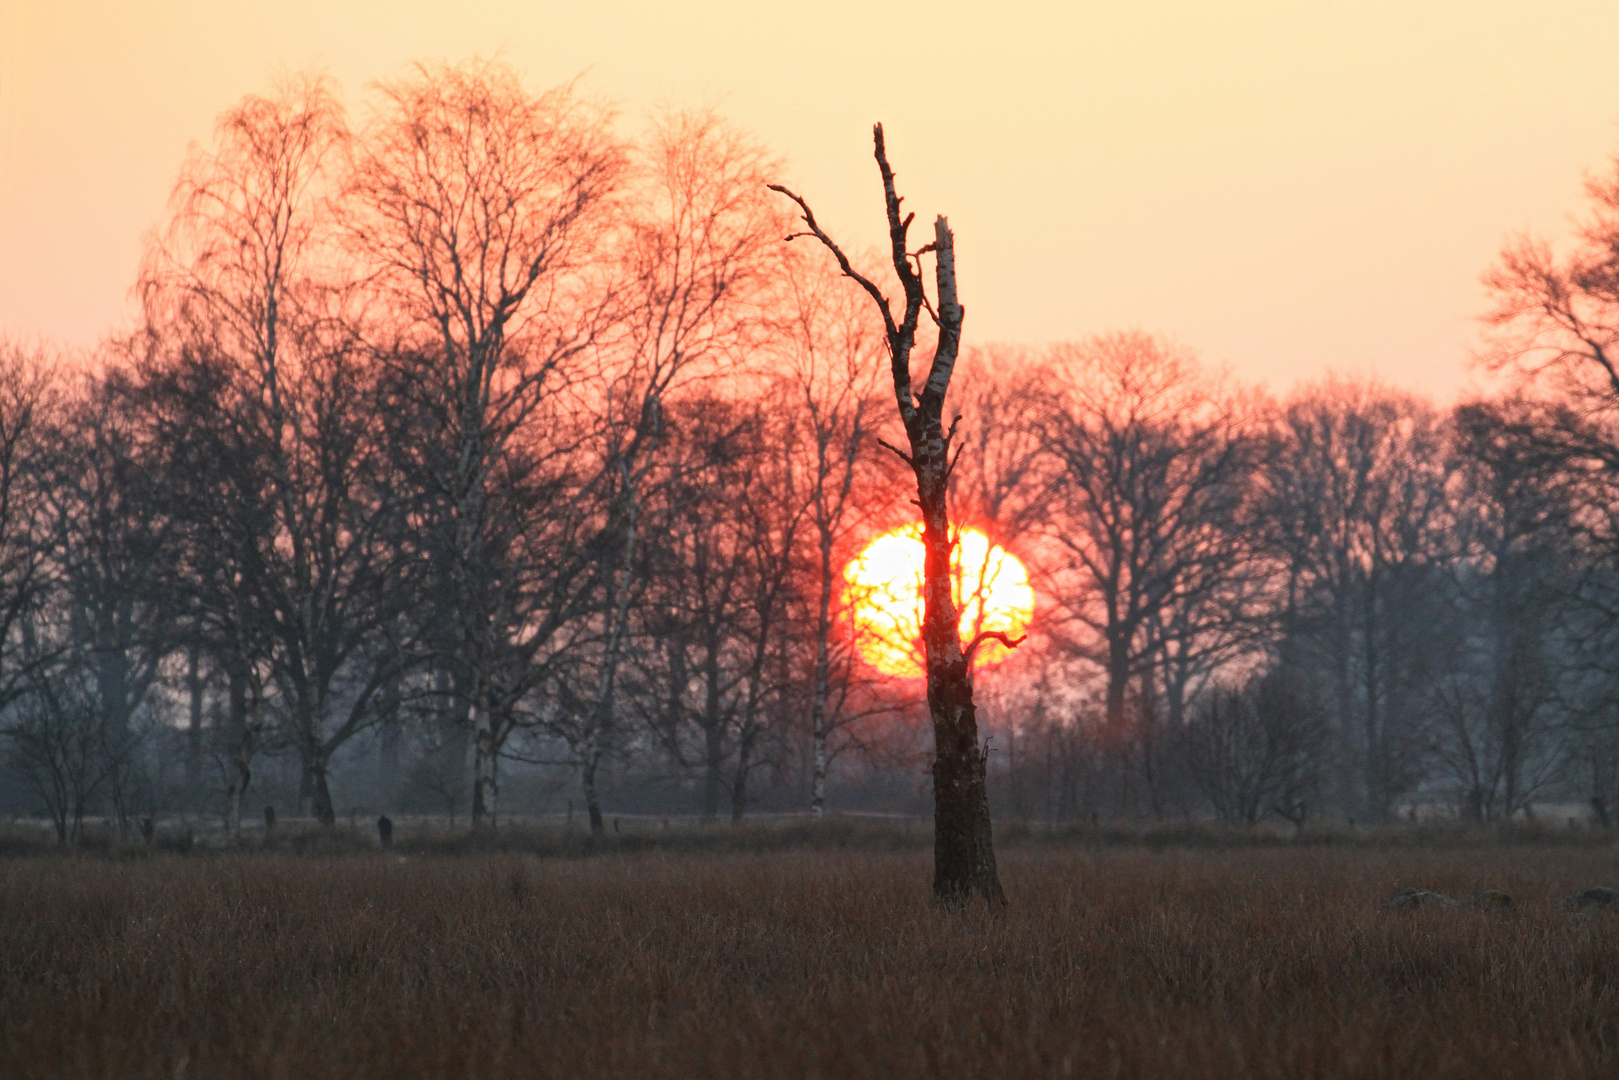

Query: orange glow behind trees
[841,526,1033,679]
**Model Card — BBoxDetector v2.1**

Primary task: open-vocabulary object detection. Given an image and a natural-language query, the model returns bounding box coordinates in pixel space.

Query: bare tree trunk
[378,675,401,805]
[731,748,747,823]
[308,750,336,827]
[470,693,498,830]
[773,125,1013,905]
[811,715,829,820]
[810,534,834,819]
[1138,679,1166,821]
[796,304,873,823]
[226,754,249,840]
[1105,653,1130,748]
[702,722,725,824]
[223,659,253,843]
[581,750,604,833]
[919,460,1002,902]
[582,476,641,836]
[731,724,759,823]
[186,642,204,803]
[295,748,334,825]
[1363,574,1384,821]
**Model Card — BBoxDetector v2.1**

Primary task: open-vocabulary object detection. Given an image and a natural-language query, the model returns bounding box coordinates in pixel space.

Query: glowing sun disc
[841,525,1034,679]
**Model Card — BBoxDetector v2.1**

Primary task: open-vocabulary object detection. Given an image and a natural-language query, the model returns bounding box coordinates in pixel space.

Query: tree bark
[581,751,604,833]
[223,658,254,843]
[917,398,1003,904]
[308,751,336,827]
[702,722,725,824]
[731,755,749,823]
[731,725,758,823]
[470,694,499,830]
[1105,650,1130,748]
[811,714,829,820]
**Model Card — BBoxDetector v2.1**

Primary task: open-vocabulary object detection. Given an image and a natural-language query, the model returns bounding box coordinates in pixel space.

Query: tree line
[5,60,1619,844]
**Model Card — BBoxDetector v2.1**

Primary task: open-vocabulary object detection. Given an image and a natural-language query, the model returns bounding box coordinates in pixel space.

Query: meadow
[3,830,1619,1079]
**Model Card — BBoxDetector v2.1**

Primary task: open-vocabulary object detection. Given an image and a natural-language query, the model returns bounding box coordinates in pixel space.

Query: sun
[841,525,1034,679]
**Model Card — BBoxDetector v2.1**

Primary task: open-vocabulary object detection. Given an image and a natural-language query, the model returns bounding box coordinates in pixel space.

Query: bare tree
[35,366,181,831]
[1183,670,1329,826]
[1479,148,1619,808]
[624,394,806,820]
[346,60,626,828]
[1263,383,1457,819]
[1035,333,1261,816]
[0,343,58,711]
[141,74,423,825]
[1426,402,1579,820]
[773,124,1011,904]
[553,109,786,832]
[1482,147,1619,416]
[3,662,121,847]
[778,251,895,817]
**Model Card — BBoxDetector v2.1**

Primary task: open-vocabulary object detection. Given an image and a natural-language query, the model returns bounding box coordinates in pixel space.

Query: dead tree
[772,125,1014,905]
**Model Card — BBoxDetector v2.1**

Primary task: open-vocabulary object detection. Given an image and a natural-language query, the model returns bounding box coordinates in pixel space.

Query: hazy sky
[6,0,1619,398]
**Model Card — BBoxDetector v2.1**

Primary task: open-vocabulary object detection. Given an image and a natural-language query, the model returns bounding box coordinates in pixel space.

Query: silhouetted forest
[8,59,1619,844]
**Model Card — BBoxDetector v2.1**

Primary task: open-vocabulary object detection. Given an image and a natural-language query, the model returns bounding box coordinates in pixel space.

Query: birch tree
[346,60,625,827]
[545,109,785,832]
[773,125,1012,904]
[140,74,422,825]
[780,253,890,817]
[626,394,806,820]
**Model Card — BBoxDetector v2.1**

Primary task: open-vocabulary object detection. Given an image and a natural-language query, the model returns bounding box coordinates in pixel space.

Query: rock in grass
[1471,890,1514,910]
[1388,887,1458,910]
[1564,887,1619,912]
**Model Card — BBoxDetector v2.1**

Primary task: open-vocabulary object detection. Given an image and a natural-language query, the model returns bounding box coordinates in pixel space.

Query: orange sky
[5,0,1619,399]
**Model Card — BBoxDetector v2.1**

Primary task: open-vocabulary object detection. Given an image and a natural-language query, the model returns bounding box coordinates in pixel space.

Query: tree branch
[876,437,914,467]
[768,184,898,343]
[963,629,1026,665]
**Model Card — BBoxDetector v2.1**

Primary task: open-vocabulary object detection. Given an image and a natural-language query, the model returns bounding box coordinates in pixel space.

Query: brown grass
[4,844,1619,1079]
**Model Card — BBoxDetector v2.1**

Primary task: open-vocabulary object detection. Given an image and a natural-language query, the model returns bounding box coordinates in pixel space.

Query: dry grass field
[4,838,1619,1079]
